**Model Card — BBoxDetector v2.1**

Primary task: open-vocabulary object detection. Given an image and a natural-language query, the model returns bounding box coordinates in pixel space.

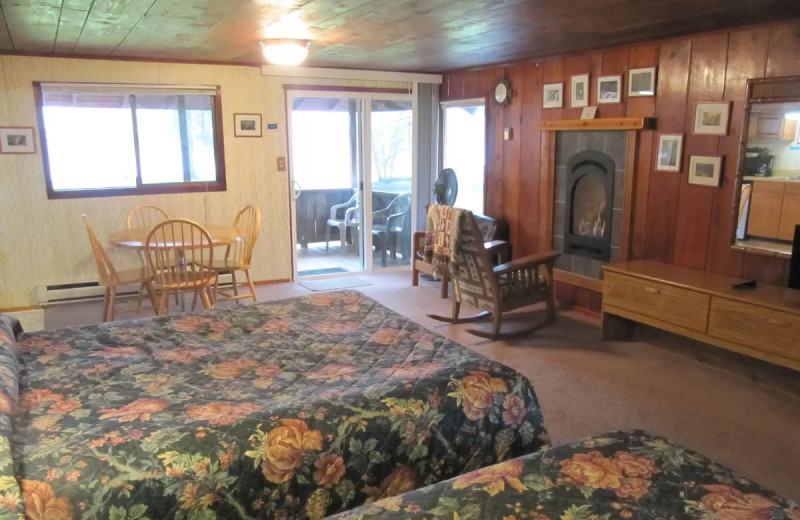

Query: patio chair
[428,210,559,339]
[325,191,360,252]
[372,192,411,267]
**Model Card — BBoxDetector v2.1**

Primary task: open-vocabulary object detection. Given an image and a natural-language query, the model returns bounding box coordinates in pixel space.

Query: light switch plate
[504,127,513,141]
[277,156,286,171]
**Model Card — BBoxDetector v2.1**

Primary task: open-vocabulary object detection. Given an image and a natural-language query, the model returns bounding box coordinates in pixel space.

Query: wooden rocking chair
[428,211,559,339]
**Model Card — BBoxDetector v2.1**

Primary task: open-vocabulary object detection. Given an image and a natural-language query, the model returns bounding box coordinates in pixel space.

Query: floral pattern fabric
[5,291,549,519]
[0,316,23,520]
[328,429,800,520]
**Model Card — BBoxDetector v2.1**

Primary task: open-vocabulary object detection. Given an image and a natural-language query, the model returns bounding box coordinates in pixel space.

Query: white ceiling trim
[261,65,442,84]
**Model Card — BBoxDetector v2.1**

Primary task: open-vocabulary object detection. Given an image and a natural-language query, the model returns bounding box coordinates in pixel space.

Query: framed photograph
[655,134,683,172]
[580,107,597,120]
[543,83,563,108]
[693,102,730,135]
[628,67,656,97]
[0,127,36,154]
[597,75,622,104]
[688,155,722,186]
[234,113,262,137]
[570,74,589,108]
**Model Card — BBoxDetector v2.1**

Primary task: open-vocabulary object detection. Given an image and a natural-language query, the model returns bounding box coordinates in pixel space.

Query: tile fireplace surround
[554,130,627,279]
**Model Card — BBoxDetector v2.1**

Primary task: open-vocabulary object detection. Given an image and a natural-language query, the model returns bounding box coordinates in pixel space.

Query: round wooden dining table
[108,225,242,249]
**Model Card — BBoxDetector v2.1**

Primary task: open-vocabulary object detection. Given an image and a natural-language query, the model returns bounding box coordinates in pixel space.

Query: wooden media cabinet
[602,261,800,372]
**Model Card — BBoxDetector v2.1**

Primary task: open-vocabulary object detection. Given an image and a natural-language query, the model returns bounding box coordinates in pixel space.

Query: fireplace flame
[578,202,606,238]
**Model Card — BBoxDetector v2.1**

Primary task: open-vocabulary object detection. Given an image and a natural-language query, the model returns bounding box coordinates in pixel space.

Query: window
[36,83,225,198]
[442,99,486,215]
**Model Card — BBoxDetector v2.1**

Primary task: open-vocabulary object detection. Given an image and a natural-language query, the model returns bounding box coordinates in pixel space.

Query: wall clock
[494,77,512,106]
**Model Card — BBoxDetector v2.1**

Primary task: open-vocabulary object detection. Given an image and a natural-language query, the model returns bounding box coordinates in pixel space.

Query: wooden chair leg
[439,276,449,299]
[158,291,170,315]
[102,287,111,322]
[231,271,240,299]
[200,287,213,310]
[244,270,257,302]
[191,290,199,311]
[412,265,420,286]
[451,300,460,320]
[107,287,117,322]
[492,312,502,337]
[144,282,159,315]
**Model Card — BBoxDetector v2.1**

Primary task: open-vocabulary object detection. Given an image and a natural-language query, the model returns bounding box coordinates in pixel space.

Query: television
[790,224,800,290]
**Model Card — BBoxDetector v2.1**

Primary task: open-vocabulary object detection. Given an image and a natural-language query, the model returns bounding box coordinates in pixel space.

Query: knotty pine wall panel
[441,20,800,306]
[0,55,408,307]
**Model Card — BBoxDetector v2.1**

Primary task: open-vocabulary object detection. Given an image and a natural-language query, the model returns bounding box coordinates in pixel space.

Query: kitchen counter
[744,172,800,183]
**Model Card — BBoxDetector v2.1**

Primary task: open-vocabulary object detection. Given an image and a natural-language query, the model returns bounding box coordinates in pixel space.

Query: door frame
[285,89,418,280]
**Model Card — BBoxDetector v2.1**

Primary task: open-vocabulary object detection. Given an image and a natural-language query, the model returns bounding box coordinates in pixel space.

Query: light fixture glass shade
[260,39,310,66]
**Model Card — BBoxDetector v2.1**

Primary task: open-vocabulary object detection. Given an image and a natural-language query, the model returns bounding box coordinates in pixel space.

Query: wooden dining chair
[126,204,170,230]
[144,219,218,314]
[210,204,261,302]
[82,215,158,322]
[126,204,171,310]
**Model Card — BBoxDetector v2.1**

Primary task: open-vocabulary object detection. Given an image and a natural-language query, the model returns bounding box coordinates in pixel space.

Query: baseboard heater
[36,274,234,305]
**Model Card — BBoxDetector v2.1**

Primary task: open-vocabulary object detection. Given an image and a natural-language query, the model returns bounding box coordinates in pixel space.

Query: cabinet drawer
[604,272,710,332]
[708,297,800,360]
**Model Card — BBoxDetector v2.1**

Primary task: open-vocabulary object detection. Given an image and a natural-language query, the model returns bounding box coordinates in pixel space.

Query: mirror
[735,77,800,256]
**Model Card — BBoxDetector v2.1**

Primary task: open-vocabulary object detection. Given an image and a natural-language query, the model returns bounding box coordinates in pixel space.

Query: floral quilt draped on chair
[2,291,549,519]
[327,429,800,520]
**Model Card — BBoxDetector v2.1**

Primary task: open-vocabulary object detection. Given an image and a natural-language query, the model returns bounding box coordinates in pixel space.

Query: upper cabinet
[748,111,799,141]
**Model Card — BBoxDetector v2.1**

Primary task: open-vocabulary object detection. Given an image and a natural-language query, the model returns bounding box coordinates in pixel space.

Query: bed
[0,291,549,519]
[327,429,800,520]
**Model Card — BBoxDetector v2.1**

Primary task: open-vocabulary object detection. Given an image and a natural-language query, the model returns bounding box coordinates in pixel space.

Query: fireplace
[564,150,614,261]
[552,130,627,279]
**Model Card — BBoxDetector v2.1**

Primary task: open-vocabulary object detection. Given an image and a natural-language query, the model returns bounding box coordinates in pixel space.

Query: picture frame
[543,83,564,109]
[580,107,597,120]
[628,67,656,97]
[688,155,722,186]
[234,113,262,137]
[597,75,622,104]
[0,127,36,154]
[570,74,589,108]
[693,102,730,135]
[655,134,683,172]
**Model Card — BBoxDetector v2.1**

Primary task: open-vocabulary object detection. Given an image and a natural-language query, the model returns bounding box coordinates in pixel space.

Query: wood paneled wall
[442,20,800,311]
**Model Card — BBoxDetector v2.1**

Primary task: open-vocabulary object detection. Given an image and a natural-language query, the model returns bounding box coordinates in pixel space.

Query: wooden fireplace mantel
[535,117,656,131]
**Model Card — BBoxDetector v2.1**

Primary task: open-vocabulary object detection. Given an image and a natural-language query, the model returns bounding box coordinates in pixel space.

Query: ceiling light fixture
[260,39,310,66]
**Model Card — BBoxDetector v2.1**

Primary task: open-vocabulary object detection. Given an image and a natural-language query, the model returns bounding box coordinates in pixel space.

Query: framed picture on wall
[628,67,656,97]
[693,102,730,135]
[570,74,589,108]
[543,83,563,108]
[234,113,262,137]
[688,155,722,186]
[655,134,683,172]
[0,127,36,154]
[597,75,622,104]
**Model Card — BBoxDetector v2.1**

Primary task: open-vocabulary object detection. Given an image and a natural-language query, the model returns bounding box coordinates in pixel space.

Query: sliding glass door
[287,91,415,279]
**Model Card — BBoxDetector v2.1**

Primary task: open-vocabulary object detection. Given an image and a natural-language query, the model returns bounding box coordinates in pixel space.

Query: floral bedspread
[3,291,549,519]
[328,429,799,520]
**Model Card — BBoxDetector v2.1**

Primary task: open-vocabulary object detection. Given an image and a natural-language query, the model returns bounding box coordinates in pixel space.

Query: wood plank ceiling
[0,0,798,72]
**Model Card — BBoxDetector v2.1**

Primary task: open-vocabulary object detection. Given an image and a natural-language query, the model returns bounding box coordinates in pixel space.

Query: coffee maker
[744,147,774,177]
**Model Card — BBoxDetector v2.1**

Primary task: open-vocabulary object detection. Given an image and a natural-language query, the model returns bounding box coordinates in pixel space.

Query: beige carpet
[44,271,800,502]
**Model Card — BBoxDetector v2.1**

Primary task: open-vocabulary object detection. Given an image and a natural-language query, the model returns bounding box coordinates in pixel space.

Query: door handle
[643,287,661,295]
[293,181,302,200]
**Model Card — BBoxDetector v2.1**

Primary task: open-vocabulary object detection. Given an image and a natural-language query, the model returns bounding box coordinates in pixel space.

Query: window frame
[440,98,487,215]
[34,82,227,200]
